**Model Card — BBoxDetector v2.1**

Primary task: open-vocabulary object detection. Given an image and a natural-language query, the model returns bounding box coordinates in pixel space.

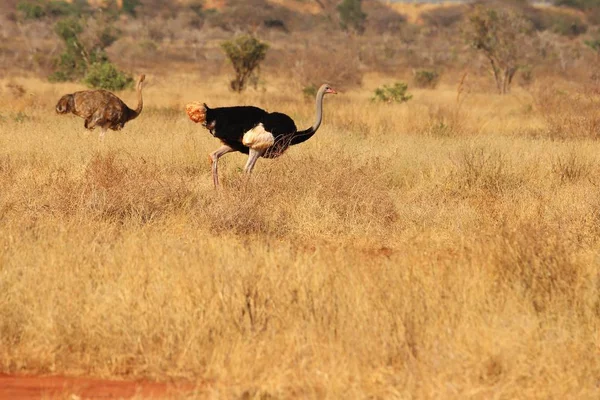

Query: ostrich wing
[242,124,275,150]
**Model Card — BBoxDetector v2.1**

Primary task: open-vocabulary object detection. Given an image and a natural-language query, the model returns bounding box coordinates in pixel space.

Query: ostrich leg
[244,148,264,175]
[210,145,234,187]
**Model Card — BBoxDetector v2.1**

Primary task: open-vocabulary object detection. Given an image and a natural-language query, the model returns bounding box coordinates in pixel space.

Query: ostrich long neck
[290,86,327,146]
[134,79,144,115]
[128,78,144,121]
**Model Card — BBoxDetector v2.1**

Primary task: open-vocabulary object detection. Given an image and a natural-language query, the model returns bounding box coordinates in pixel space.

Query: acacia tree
[464,5,533,94]
[221,35,269,93]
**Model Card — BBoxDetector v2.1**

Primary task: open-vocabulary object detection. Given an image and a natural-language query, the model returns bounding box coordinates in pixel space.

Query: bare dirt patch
[0,374,195,399]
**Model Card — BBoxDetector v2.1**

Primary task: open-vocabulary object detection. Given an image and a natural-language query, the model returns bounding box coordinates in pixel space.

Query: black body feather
[204,105,297,156]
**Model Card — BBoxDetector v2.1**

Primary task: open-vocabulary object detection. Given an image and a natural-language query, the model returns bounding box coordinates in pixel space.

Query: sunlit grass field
[0,74,599,398]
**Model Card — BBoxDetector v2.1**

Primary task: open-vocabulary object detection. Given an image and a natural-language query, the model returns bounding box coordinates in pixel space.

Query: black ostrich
[186,83,337,186]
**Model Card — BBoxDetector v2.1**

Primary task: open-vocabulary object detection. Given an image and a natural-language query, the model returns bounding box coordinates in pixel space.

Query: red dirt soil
[0,373,196,399]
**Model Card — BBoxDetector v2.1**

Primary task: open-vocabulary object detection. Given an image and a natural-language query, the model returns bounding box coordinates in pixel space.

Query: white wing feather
[242,123,275,150]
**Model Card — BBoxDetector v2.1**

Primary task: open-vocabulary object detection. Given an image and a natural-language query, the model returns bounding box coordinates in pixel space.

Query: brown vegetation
[1,0,600,398]
[0,72,598,397]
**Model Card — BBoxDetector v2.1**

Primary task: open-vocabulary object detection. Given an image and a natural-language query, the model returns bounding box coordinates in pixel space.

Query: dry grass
[0,73,599,398]
[534,84,600,140]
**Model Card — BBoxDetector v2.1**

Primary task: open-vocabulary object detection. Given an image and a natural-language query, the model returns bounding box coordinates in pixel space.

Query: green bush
[221,35,269,93]
[17,0,87,20]
[49,17,111,82]
[372,82,412,104]
[16,1,45,19]
[121,0,141,17]
[413,69,440,89]
[49,18,88,82]
[83,62,133,91]
[337,0,367,34]
[50,17,129,90]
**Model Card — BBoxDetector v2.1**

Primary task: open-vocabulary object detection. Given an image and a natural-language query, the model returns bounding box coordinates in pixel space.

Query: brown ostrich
[55,74,145,138]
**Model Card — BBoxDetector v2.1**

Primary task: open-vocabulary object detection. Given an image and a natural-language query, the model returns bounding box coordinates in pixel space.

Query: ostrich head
[322,84,337,95]
[185,101,208,125]
[55,94,74,114]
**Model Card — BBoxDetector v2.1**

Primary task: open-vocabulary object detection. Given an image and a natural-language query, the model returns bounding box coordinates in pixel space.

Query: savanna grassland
[0,73,599,398]
[1,0,600,398]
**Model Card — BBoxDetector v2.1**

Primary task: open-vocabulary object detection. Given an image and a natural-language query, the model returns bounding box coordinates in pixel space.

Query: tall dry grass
[0,74,599,398]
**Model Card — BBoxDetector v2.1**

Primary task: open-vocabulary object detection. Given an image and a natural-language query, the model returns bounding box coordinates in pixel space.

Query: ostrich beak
[326,88,338,94]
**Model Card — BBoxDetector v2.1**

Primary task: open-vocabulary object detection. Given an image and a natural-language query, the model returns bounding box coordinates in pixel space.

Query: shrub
[83,62,133,91]
[121,0,141,17]
[372,82,412,104]
[49,18,89,82]
[412,69,440,89]
[49,17,130,90]
[221,35,269,93]
[16,1,45,19]
[16,0,88,20]
[337,0,367,34]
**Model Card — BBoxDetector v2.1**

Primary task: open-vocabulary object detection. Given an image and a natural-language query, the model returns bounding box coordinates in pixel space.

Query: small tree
[221,35,269,93]
[50,18,92,82]
[464,5,533,94]
[337,0,367,35]
[50,18,132,90]
[372,82,412,104]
